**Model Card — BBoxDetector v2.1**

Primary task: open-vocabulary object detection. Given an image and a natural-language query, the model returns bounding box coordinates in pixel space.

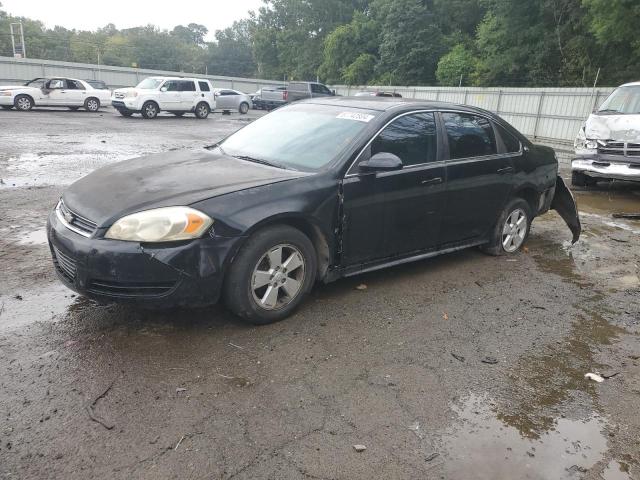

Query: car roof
[303,96,494,115]
[620,81,640,87]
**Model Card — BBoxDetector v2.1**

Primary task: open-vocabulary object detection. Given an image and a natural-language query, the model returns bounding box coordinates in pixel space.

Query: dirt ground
[0,107,639,480]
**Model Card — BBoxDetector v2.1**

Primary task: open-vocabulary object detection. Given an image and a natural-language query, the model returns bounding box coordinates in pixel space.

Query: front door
[439,111,514,246]
[342,111,446,265]
[158,80,181,110]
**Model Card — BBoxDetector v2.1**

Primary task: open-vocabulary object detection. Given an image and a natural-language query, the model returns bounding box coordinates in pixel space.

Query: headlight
[105,207,213,242]
[126,91,138,98]
[0,91,12,96]
[574,127,598,151]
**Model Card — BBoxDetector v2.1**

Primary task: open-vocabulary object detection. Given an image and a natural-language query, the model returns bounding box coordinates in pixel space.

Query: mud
[1,108,639,479]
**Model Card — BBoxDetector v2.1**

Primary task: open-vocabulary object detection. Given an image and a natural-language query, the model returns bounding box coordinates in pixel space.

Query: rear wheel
[223,225,317,324]
[84,97,100,112]
[482,198,531,256]
[195,102,210,119]
[239,102,249,114]
[14,95,33,111]
[141,101,159,119]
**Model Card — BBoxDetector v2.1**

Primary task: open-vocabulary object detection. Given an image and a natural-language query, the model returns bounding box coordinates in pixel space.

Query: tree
[207,19,257,77]
[436,44,476,85]
[171,23,208,47]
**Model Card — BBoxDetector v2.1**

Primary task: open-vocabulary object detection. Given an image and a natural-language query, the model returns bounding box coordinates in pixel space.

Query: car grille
[86,279,177,298]
[52,245,77,282]
[114,92,125,99]
[57,200,98,237]
[598,141,640,157]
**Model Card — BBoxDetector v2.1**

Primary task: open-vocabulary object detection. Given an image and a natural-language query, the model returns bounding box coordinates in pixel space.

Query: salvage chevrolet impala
[47,98,581,324]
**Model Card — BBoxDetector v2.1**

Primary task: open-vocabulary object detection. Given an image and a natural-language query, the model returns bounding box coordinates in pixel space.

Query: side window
[198,81,210,92]
[442,112,497,159]
[163,81,179,92]
[370,112,438,167]
[311,84,322,94]
[495,123,521,153]
[67,80,85,90]
[178,81,196,92]
[48,79,65,89]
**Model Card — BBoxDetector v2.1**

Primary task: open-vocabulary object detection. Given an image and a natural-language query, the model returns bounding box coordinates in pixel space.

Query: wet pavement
[1,108,639,479]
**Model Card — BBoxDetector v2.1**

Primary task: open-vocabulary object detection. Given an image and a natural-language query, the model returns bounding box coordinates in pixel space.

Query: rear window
[442,112,497,159]
[198,81,210,92]
[178,81,196,92]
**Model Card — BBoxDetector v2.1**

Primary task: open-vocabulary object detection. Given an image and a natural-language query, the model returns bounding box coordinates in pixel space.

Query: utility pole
[459,74,463,87]
[10,22,26,58]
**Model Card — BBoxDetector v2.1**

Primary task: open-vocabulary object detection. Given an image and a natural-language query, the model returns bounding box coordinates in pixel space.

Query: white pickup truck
[0,77,111,112]
[111,77,216,119]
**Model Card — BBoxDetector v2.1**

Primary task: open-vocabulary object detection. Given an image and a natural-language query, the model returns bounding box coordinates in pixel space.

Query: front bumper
[111,99,140,111]
[572,157,640,182]
[0,95,14,106]
[47,209,243,308]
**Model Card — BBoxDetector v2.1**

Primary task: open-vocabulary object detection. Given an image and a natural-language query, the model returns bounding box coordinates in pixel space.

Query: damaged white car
[572,81,640,185]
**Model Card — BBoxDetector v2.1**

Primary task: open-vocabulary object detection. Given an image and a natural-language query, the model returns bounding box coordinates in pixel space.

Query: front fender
[551,176,581,243]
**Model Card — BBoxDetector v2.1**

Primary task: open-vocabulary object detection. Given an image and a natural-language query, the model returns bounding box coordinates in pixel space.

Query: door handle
[497,166,514,174]
[421,177,443,186]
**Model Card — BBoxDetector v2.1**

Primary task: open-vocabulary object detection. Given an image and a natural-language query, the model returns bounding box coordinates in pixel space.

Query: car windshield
[136,78,164,89]
[598,86,640,115]
[25,78,45,88]
[219,103,378,171]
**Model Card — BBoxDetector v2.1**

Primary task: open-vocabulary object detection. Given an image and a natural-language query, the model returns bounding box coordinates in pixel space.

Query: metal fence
[1,56,616,165]
[0,56,281,93]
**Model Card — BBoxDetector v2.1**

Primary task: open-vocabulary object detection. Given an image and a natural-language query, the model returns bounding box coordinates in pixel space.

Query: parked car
[286,81,336,103]
[0,77,111,112]
[572,81,640,185]
[212,88,252,114]
[354,90,403,98]
[254,85,288,110]
[47,98,580,324]
[111,77,215,119]
[85,79,109,90]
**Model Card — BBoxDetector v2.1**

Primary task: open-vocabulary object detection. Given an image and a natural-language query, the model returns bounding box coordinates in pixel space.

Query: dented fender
[551,176,581,244]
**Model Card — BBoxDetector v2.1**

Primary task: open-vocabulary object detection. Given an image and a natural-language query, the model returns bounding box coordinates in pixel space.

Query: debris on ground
[174,435,185,450]
[86,381,115,430]
[356,284,367,290]
[612,213,640,220]
[353,444,367,452]
[481,356,499,365]
[451,353,465,362]
[228,343,244,350]
[14,295,22,300]
[442,312,449,320]
[601,371,620,379]
[176,387,187,393]
[425,452,440,462]
[610,236,629,243]
[585,372,604,383]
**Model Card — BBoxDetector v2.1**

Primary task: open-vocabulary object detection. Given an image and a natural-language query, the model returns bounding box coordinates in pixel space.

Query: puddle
[442,393,608,480]
[16,229,48,246]
[603,460,633,480]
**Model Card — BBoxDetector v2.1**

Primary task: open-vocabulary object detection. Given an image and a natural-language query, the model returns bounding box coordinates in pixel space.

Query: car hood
[584,113,640,142]
[0,85,33,91]
[62,149,308,227]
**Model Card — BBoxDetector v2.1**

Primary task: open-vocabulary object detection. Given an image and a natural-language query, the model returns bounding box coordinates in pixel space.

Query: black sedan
[47,98,580,324]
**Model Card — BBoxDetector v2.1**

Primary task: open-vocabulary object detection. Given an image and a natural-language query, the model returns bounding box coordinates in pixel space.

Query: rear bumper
[47,209,244,308]
[572,157,640,182]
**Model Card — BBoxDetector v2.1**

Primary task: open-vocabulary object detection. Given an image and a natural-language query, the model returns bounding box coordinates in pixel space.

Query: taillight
[283,91,288,101]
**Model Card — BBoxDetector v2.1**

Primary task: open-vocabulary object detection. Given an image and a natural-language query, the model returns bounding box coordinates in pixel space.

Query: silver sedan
[213,88,253,114]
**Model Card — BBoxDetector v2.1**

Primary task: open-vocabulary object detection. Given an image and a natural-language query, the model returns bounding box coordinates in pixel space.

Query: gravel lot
[1,106,639,480]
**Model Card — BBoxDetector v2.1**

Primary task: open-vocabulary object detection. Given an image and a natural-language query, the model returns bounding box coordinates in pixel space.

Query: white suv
[111,77,215,119]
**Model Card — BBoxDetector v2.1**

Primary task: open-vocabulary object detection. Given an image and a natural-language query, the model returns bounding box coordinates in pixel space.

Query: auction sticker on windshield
[337,112,375,122]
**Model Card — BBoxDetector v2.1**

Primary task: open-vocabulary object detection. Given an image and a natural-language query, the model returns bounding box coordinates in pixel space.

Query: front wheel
[239,102,249,114]
[223,225,317,324]
[141,101,159,119]
[84,97,100,112]
[195,102,210,119]
[482,198,531,256]
[14,95,33,111]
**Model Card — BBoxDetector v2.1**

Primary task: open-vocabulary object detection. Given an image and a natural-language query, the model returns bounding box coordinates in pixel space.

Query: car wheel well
[236,218,331,282]
[15,93,34,105]
[513,187,539,217]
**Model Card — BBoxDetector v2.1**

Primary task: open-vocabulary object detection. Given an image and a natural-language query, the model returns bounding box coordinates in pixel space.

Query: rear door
[64,79,87,106]
[439,111,514,246]
[342,111,445,265]
[43,78,67,105]
[178,80,198,109]
[215,90,235,109]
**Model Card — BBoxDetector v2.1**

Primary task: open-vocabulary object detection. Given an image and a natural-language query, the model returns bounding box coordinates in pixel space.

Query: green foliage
[436,45,477,86]
[343,53,377,85]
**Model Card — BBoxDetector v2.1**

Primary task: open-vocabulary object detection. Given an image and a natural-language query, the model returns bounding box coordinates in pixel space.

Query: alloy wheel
[86,99,99,111]
[144,103,158,118]
[251,244,305,311]
[196,103,209,118]
[502,208,527,253]
[17,97,32,110]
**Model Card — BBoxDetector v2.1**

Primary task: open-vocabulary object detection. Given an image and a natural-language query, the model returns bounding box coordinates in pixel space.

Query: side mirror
[359,152,403,173]
[160,87,168,92]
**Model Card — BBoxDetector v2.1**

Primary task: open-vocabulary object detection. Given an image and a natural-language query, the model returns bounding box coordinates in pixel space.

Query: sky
[1,0,264,40]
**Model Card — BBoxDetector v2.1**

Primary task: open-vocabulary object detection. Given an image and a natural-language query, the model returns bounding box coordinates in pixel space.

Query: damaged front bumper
[551,175,581,244]
[572,156,640,182]
[47,209,243,308]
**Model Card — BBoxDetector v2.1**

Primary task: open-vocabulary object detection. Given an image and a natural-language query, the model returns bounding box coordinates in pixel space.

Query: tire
[481,198,532,256]
[195,102,210,119]
[68,106,80,111]
[141,101,159,119]
[14,94,33,111]
[117,109,133,117]
[239,102,249,114]
[223,225,317,325]
[1,105,12,110]
[172,112,185,117]
[84,97,100,112]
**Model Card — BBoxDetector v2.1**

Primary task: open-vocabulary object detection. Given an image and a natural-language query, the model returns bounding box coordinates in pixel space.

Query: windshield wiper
[232,155,287,169]
[597,109,624,114]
